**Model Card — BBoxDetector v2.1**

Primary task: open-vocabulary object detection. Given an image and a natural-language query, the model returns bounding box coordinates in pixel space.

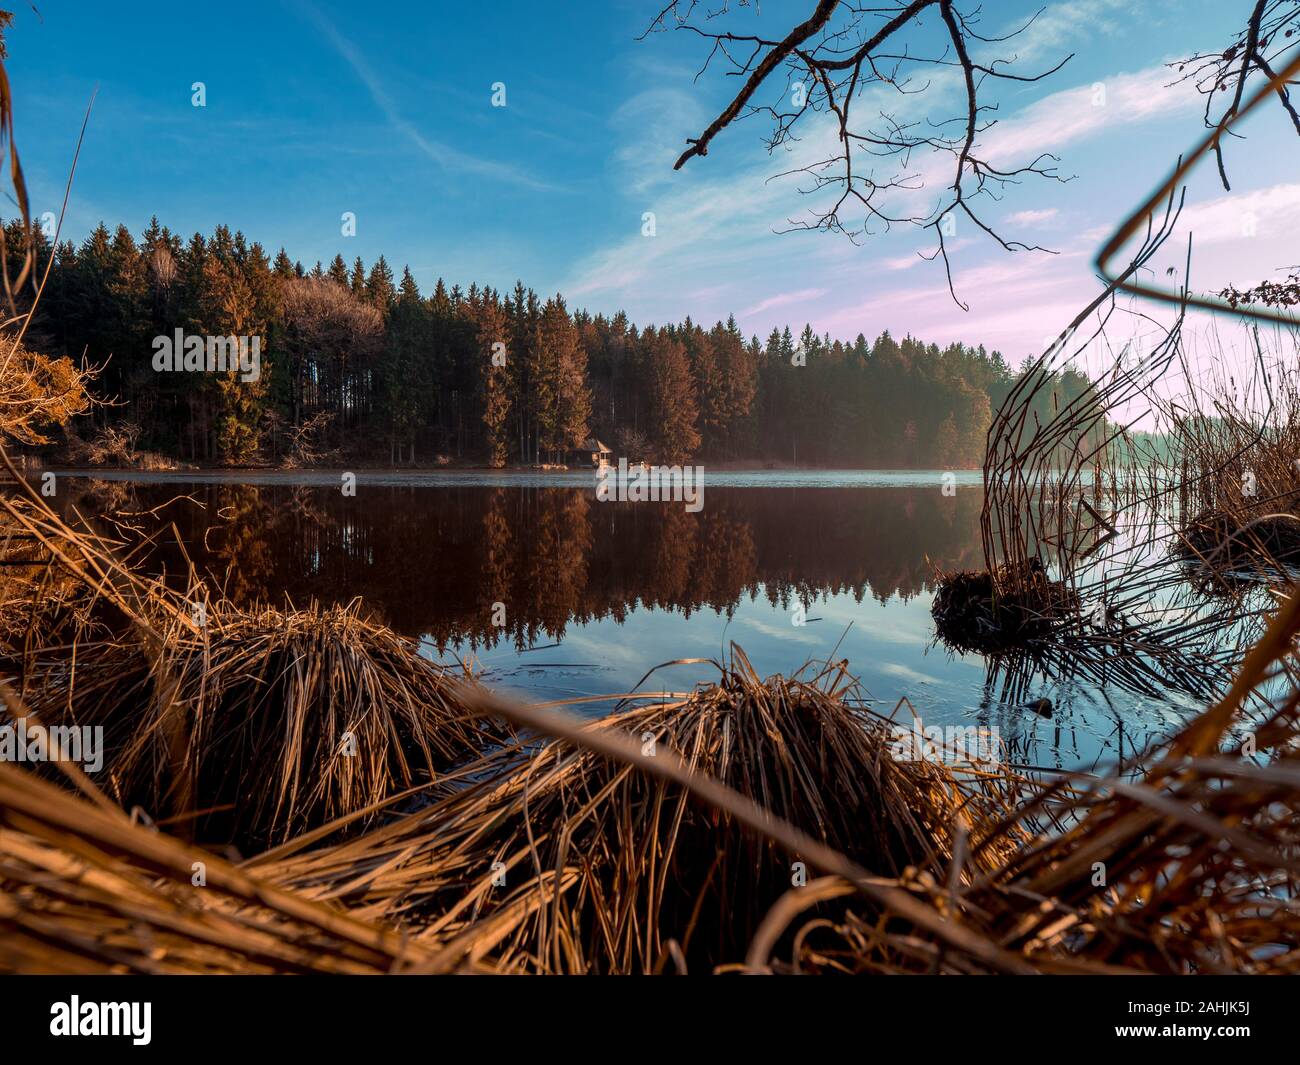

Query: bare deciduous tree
[269,408,339,468]
[280,276,383,428]
[644,0,1073,306]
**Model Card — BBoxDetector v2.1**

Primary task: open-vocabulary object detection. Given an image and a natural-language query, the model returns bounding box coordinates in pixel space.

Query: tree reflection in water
[63,478,1180,769]
[77,481,983,649]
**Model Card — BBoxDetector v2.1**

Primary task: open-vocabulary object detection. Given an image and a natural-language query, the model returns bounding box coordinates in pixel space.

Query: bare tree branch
[645,1,1074,307]
[1170,0,1300,189]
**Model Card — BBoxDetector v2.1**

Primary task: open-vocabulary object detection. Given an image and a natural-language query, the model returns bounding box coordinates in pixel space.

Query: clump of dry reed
[1179,508,1300,569]
[0,746,440,974]
[931,559,1079,655]
[18,599,504,850]
[0,504,90,650]
[251,651,1027,974]
[762,591,1300,974]
[60,420,187,471]
[1169,367,1300,579]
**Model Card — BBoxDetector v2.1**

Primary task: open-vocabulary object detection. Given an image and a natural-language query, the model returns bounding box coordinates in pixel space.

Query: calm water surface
[58,469,1201,770]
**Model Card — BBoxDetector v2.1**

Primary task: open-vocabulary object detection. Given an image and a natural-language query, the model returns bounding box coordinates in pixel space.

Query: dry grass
[4,596,1300,975]
[0,343,92,446]
[0,751,441,974]
[60,421,188,471]
[1168,367,1300,581]
[0,504,89,651]
[251,651,1027,974]
[18,600,505,850]
[1178,508,1300,570]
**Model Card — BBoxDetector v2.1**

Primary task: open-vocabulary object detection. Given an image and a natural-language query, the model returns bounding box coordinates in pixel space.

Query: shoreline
[27,466,988,488]
[22,459,985,475]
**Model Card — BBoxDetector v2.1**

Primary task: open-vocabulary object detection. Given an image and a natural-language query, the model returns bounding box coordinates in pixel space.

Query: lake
[56,468,1203,771]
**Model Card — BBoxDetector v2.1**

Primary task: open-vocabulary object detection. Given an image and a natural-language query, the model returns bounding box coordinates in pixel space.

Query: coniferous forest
[16,217,1099,468]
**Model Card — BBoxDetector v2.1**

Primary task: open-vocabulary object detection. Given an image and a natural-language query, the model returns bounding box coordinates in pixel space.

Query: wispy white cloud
[1004,208,1060,226]
[979,64,1200,169]
[1133,182,1300,298]
[980,0,1131,64]
[818,246,1098,361]
[740,288,827,316]
[609,62,709,196]
[293,0,554,191]
[881,238,977,271]
[1175,182,1300,246]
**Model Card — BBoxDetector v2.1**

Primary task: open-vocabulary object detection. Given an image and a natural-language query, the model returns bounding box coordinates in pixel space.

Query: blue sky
[10,0,1297,370]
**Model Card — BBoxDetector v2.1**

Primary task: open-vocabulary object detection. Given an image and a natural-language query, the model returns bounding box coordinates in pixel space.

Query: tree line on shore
[15,217,1098,468]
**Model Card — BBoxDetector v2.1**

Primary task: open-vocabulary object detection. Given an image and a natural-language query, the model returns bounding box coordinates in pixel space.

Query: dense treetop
[16,217,1094,468]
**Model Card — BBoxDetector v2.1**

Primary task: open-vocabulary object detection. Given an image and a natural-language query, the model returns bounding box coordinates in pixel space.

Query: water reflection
[64,477,1193,769]
[75,481,985,648]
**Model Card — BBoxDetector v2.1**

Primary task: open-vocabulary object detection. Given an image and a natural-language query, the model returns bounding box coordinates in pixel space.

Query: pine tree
[644,327,700,464]
[549,297,591,457]
[365,255,396,310]
[199,256,266,464]
[511,285,542,462]
[713,317,755,457]
[380,268,428,463]
[272,249,295,279]
[472,293,513,466]
[532,296,587,462]
[681,319,725,456]
[933,413,961,467]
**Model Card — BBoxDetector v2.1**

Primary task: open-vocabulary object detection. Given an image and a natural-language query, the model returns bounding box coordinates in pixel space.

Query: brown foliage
[0,342,92,445]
